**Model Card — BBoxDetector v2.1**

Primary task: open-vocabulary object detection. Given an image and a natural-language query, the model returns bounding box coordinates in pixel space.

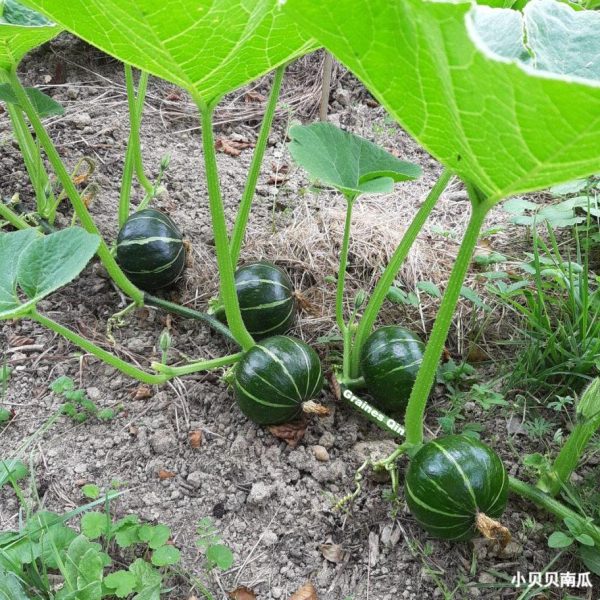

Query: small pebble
[312,445,330,462]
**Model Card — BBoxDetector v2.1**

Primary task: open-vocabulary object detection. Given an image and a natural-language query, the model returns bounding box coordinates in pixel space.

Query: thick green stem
[538,378,600,496]
[337,195,356,333]
[0,68,54,215]
[0,202,29,229]
[537,419,600,496]
[119,66,151,227]
[195,99,254,351]
[229,64,285,266]
[8,68,144,305]
[404,196,490,446]
[350,169,453,378]
[144,293,239,346]
[30,311,167,385]
[7,104,52,213]
[151,352,242,377]
[509,476,600,546]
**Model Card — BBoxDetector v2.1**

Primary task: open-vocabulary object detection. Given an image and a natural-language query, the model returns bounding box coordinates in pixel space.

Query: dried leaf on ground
[268,419,307,447]
[289,581,318,600]
[8,335,34,347]
[215,137,254,157]
[158,469,176,480]
[320,543,344,563]
[228,586,256,600]
[267,173,289,186]
[271,162,290,174]
[132,385,153,400]
[244,90,265,102]
[189,430,203,448]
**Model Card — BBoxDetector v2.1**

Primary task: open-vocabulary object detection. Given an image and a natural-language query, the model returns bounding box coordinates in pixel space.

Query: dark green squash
[235,262,296,339]
[234,335,323,425]
[360,325,425,414]
[116,208,185,291]
[405,435,509,541]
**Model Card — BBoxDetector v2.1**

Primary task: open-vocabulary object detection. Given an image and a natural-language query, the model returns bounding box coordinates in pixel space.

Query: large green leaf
[18,227,99,302]
[0,228,99,319]
[288,123,421,197]
[0,228,38,315]
[0,0,60,71]
[22,0,316,102]
[283,0,600,202]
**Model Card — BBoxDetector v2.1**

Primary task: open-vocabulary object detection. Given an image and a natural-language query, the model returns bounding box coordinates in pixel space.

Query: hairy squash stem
[151,352,242,377]
[144,293,238,345]
[7,68,144,305]
[337,194,358,379]
[230,64,286,266]
[337,194,357,333]
[508,476,600,546]
[538,378,600,496]
[350,168,454,378]
[30,310,167,384]
[118,66,151,227]
[0,69,54,216]
[30,311,240,383]
[195,99,255,351]
[404,190,491,446]
[0,202,29,230]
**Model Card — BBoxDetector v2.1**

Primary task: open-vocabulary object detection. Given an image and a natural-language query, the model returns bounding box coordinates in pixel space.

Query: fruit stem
[475,512,511,548]
[301,400,330,416]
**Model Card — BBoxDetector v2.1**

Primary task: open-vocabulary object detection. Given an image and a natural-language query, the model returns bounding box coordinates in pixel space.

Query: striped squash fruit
[360,325,425,414]
[116,209,186,291]
[405,435,509,541]
[234,335,323,425]
[235,262,296,339]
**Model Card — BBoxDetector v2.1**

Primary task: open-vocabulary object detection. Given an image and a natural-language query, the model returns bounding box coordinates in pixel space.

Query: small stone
[478,573,495,584]
[86,387,101,401]
[66,87,79,99]
[312,445,330,462]
[352,440,397,463]
[69,112,92,128]
[334,87,351,107]
[187,471,203,488]
[149,432,175,454]
[247,481,273,505]
[271,587,283,599]
[74,463,87,474]
[262,530,278,546]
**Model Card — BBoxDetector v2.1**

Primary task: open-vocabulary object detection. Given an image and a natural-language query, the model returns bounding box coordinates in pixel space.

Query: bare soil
[1,36,595,600]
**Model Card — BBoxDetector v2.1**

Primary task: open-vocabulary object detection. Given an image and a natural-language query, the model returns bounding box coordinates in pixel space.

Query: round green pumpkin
[360,325,425,414]
[116,208,185,291]
[234,335,323,425]
[235,262,296,339]
[405,435,509,541]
